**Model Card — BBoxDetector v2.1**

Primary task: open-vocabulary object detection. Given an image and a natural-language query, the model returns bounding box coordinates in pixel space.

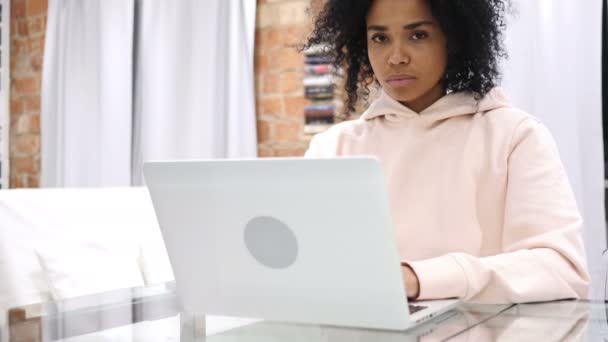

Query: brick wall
[255,0,322,157]
[9,0,46,188]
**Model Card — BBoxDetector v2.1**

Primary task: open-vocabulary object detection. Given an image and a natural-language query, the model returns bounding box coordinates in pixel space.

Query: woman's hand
[401,264,420,299]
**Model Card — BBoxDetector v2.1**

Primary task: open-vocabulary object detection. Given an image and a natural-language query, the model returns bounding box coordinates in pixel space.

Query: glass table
[3,282,608,341]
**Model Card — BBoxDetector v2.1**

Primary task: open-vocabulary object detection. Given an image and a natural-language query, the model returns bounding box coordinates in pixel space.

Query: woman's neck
[400,84,446,113]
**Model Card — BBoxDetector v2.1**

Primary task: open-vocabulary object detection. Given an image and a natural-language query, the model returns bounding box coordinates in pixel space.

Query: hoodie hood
[360,87,512,122]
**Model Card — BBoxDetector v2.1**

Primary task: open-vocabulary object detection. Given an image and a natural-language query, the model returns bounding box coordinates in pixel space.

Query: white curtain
[41,0,134,187]
[42,0,258,187]
[131,0,258,184]
[502,0,605,300]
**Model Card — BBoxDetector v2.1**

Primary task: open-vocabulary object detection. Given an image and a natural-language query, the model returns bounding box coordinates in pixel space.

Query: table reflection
[7,281,608,342]
[198,302,593,342]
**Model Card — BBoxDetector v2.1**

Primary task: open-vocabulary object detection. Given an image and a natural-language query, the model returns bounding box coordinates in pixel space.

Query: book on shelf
[303,43,332,57]
[305,92,334,100]
[304,55,334,65]
[301,44,348,135]
[303,74,334,87]
[305,103,335,125]
[305,85,334,100]
[305,103,334,112]
[305,85,334,93]
[305,64,334,76]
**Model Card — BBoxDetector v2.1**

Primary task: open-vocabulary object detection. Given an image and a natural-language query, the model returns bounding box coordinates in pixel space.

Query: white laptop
[143,157,459,331]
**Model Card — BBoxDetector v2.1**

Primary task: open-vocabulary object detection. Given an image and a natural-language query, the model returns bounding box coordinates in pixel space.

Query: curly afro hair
[305,0,510,114]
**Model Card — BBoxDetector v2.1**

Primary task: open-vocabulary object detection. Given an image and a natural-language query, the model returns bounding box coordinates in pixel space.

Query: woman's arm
[409,118,590,303]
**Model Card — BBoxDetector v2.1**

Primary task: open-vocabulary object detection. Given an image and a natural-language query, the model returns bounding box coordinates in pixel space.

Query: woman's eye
[411,31,429,40]
[371,34,389,44]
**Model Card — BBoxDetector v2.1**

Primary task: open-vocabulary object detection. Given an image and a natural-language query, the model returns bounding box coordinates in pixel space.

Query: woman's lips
[386,75,416,88]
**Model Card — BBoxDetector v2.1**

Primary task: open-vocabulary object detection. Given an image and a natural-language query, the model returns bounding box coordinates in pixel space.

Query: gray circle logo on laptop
[244,216,298,269]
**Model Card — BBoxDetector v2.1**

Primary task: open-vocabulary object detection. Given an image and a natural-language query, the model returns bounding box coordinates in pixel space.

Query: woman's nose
[388,44,410,66]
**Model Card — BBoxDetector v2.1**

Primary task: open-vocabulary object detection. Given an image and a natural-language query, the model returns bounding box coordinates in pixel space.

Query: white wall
[502,0,606,300]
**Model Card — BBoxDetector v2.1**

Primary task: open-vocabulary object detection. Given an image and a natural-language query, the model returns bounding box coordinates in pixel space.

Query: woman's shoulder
[481,106,560,158]
[314,116,371,140]
[475,88,542,129]
[304,117,370,157]
[482,105,543,134]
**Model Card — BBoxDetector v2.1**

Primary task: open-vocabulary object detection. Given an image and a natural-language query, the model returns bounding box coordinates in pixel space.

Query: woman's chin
[384,89,419,104]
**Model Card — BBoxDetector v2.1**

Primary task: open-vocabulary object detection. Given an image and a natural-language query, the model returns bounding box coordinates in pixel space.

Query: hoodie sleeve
[409,118,590,303]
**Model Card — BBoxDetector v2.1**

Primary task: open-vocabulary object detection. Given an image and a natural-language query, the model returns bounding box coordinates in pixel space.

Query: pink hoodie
[305,88,590,303]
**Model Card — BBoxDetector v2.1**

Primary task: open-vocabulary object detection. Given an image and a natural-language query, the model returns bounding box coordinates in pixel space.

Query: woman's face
[366,0,448,112]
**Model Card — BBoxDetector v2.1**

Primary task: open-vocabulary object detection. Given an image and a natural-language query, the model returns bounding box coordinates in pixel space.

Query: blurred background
[0,0,606,300]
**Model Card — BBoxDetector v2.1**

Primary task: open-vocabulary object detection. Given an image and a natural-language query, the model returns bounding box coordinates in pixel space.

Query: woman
[304,0,589,303]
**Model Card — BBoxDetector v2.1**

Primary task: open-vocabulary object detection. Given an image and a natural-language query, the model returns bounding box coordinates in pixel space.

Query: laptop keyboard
[408,304,428,314]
